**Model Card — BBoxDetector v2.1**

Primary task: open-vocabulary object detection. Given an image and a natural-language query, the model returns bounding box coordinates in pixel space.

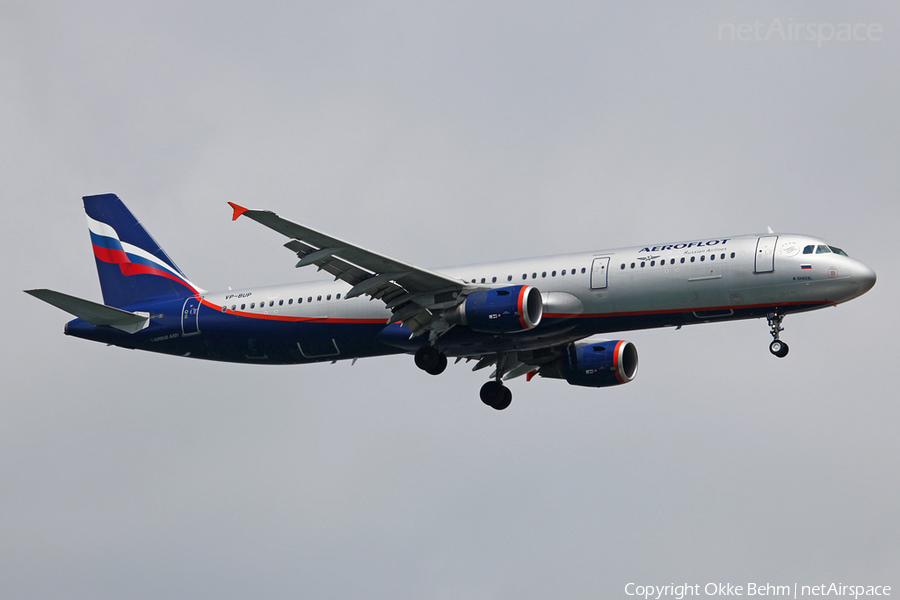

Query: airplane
[27,194,876,410]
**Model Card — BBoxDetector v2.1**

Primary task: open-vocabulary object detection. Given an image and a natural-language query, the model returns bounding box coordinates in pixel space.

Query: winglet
[228,202,250,221]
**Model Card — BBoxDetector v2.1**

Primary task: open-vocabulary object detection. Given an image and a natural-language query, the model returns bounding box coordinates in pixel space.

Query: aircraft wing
[228,203,469,337]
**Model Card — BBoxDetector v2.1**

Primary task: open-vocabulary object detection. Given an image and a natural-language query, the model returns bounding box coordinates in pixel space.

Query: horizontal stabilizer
[25,289,150,333]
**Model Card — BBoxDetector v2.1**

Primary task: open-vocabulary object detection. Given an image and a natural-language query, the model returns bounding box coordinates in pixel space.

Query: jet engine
[539,340,638,387]
[445,285,543,334]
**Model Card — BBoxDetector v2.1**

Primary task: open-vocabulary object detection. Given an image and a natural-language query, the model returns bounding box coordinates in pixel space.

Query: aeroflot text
[639,240,730,253]
[624,582,891,598]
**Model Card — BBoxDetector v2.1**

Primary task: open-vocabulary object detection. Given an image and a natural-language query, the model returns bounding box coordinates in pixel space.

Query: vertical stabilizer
[83,194,201,307]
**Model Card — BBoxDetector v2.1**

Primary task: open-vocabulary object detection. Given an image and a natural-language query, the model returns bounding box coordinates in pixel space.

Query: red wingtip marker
[227,202,249,221]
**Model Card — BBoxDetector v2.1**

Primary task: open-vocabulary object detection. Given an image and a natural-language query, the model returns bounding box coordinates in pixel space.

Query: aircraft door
[590,257,610,290]
[754,236,778,273]
[182,297,201,336]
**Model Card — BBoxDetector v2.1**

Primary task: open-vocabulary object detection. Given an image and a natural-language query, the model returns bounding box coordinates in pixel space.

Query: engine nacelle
[445,285,543,333]
[539,340,638,387]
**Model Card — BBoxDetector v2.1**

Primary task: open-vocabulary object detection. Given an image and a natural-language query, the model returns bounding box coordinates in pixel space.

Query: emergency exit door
[590,257,610,289]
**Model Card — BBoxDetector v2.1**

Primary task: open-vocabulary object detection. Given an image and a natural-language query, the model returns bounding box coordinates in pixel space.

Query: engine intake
[445,285,543,334]
[539,340,638,387]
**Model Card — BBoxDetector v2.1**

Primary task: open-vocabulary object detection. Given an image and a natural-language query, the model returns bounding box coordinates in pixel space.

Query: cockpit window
[829,246,848,256]
[815,245,832,254]
[802,245,814,254]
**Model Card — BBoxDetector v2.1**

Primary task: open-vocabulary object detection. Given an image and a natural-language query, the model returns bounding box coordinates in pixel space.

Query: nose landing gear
[767,312,789,358]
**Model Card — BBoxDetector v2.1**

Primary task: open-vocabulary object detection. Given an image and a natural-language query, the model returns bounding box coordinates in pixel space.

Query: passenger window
[650,260,655,266]
[640,262,645,268]
[690,256,695,263]
[327,294,332,300]
[542,272,547,278]
[492,277,497,283]
[552,270,557,276]
[231,305,236,310]
[630,263,635,269]
[621,264,626,270]
[241,304,246,310]
[522,274,527,280]
[317,295,322,301]
[730,252,735,258]
[700,255,705,261]
[561,270,566,276]
[307,297,312,303]
[816,245,832,254]
[802,245,815,254]
[288,299,293,305]
[250,302,255,309]
[481,278,485,284]
[279,299,284,306]
[337,293,342,299]
[270,301,275,307]
[680,257,685,264]
[507,275,512,281]
[720,254,725,260]
[710,254,715,261]
[581,268,586,274]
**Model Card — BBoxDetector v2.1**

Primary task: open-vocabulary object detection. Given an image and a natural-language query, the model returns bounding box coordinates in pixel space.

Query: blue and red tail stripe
[83,194,202,307]
[86,214,199,291]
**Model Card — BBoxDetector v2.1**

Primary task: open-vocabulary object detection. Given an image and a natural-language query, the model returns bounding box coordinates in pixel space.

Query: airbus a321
[27,194,876,410]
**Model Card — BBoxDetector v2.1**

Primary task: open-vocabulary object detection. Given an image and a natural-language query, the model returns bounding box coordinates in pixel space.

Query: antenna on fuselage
[767,226,775,234]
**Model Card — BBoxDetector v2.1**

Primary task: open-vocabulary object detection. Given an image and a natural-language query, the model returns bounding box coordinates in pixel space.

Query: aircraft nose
[853,261,877,295]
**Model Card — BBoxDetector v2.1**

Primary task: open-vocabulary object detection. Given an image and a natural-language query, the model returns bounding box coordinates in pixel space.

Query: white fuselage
[205,233,875,332]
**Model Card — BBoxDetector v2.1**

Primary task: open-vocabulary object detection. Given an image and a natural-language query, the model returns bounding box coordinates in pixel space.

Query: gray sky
[2,2,898,598]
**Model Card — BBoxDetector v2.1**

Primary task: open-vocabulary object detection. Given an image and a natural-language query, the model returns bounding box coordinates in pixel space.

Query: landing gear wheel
[769,340,789,358]
[766,312,789,358]
[415,345,447,375]
[495,386,512,410]
[480,381,512,410]
[426,352,447,375]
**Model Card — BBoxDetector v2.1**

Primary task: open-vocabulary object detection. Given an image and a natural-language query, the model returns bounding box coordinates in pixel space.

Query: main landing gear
[479,352,514,411]
[415,345,447,375]
[414,346,513,410]
[767,312,789,358]
[480,380,512,411]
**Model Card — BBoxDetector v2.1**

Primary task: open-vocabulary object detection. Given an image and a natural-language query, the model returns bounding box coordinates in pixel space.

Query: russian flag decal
[801,264,812,270]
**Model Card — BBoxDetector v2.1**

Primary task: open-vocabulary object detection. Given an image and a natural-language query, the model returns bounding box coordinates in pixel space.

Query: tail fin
[84,194,202,307]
